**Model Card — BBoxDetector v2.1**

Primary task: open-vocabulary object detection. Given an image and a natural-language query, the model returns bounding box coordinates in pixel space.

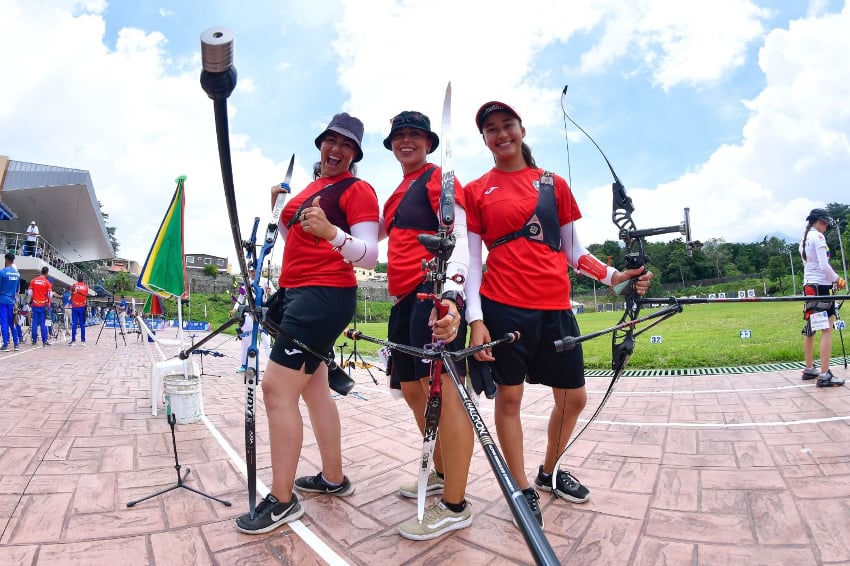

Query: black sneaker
[235,493,304,534]
[521,487,544,528]
[817,370,845,388]
[294,472,355,496]
[802,367,820,381]
[535,465,590,503]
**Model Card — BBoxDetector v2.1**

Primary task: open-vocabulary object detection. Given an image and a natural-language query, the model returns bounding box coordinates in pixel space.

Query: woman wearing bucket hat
[379,110,473,540]
[235,112,380,534]
[464,101,653,528]
[800,207,846,387]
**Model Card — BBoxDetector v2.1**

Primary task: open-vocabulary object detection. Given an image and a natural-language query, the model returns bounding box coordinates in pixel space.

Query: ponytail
[801,221,814,261]
[521,142,537,168]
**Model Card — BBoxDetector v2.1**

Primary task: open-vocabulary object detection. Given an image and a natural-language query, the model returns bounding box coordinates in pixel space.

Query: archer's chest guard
[387,167,438,235]
[489,171,561,252]
[287,177,359,233]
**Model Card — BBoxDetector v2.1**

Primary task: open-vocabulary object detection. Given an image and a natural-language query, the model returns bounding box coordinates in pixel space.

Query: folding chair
[137,315,201,416]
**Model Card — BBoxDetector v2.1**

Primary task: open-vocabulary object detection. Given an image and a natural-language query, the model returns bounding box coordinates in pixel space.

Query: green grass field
[138,290,847,370]
[339,303,848,370]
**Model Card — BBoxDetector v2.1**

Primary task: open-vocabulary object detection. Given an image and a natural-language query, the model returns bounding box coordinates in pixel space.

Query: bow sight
[613,180,702,272]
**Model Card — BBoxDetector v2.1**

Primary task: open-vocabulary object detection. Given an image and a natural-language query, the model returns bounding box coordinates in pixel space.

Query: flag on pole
[142,293,164,316]
[137,176,188,299]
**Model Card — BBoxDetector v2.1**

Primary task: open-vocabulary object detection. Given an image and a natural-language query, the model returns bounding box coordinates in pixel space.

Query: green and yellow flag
[137,176,188,299]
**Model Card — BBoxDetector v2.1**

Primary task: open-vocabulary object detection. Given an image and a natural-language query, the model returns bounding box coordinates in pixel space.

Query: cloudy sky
[1,0,848,268]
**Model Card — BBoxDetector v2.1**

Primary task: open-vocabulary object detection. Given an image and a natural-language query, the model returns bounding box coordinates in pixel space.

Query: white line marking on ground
[201,415,350,566]
[589,383,816,395]
[485,407,850,429]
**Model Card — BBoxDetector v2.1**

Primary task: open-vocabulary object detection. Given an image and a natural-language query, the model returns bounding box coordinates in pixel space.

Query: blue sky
[1,0,848,267]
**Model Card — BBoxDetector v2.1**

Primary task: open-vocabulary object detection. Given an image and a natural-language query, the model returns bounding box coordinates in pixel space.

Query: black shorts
[802,284,837,337]
[481,296,584,389]
[269,286,356,374]
[388,283,468,384]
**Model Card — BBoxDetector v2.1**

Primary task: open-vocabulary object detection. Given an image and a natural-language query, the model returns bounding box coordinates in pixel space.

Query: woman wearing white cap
[800,207,846,387]
[235,112,380,534]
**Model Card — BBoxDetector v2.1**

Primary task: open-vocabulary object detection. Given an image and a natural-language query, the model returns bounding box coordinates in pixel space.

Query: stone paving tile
[3,338,850,564]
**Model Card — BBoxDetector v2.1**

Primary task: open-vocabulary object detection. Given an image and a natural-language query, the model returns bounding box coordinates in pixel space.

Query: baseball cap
[475,101,522,132]
[806,208,834,226]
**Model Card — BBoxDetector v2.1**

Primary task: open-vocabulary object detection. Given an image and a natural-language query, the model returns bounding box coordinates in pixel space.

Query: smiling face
[480,110,526,171]
[390,127,431,173]
[318,131,358,177]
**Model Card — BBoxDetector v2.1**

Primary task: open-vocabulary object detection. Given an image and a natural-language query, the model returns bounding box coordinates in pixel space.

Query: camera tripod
[95,300,127,348]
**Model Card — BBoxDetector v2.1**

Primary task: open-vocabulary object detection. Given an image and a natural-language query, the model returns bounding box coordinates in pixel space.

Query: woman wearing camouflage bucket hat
[235,112,380,535]
[380,110,473,540]
[800,207,846,387]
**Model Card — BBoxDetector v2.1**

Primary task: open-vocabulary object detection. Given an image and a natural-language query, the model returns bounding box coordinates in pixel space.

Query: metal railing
[1,230,96,288]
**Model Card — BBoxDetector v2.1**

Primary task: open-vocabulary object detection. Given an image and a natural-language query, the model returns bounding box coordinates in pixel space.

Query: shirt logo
[484,186,499,195]
[284,348,302,356]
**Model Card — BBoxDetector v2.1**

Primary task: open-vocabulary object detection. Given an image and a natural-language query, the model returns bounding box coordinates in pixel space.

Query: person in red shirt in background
[69,274,89,346]
[379,110,473,540]
[235,112,380,535]
[27,266,53,346]
[465,101,653,528]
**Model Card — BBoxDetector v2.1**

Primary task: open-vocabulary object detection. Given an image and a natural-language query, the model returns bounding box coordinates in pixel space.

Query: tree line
[575,202,849,296]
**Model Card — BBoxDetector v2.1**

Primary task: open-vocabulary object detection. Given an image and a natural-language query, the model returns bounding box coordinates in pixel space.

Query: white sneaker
[399,470,444,498]
[398,500,472,541]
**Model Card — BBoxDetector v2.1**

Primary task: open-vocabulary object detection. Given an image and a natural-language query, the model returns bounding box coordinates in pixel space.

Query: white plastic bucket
[163,375,202,424]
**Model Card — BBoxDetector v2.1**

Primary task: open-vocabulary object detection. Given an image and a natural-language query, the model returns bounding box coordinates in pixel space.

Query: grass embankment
[141,291,845,369]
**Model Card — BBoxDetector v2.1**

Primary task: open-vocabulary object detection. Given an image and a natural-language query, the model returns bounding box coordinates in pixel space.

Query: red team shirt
[383,163,465,298]
[29,275,53,307]
[279,172,379,289]
[71,282,89,308]
[464,167,580,310]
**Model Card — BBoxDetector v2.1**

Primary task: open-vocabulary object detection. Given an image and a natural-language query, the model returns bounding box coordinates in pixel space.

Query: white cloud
[2,0,847,274]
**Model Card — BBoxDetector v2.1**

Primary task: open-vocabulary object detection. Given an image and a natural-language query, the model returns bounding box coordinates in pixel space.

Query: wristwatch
[440,290,465,312]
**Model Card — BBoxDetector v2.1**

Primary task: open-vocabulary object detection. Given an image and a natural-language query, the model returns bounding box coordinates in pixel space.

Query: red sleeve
[426,166,465,216]
[339,179,380,226]
[554,173,581,225]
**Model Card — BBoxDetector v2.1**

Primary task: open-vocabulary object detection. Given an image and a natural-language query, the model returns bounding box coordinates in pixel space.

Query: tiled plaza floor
[2,325,850,565]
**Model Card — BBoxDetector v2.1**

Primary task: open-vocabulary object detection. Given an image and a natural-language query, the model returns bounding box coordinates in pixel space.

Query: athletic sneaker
[802,367,820,380]
[235,493,303,534]
[294,472,355,496]
[521,487,544,528]
[43,341,51,347]
[0,345,7,351]
[68,342,75,346]
[399,470,445,499]
[81,342,86,346]
[535,466,591,503]
[398,500,472,540]
[817,370,845,388]
[238,365,247,373]
[14,345,20,351]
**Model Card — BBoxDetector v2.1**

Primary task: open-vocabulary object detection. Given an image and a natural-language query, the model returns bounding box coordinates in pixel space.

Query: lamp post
[787,246,797,295]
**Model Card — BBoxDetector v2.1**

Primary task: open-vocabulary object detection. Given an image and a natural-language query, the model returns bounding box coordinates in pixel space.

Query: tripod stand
[127,411,231,508]
[95,300,127,348]
[345,320,378,384]
[193,349,225,377]
[189,334,224,377]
